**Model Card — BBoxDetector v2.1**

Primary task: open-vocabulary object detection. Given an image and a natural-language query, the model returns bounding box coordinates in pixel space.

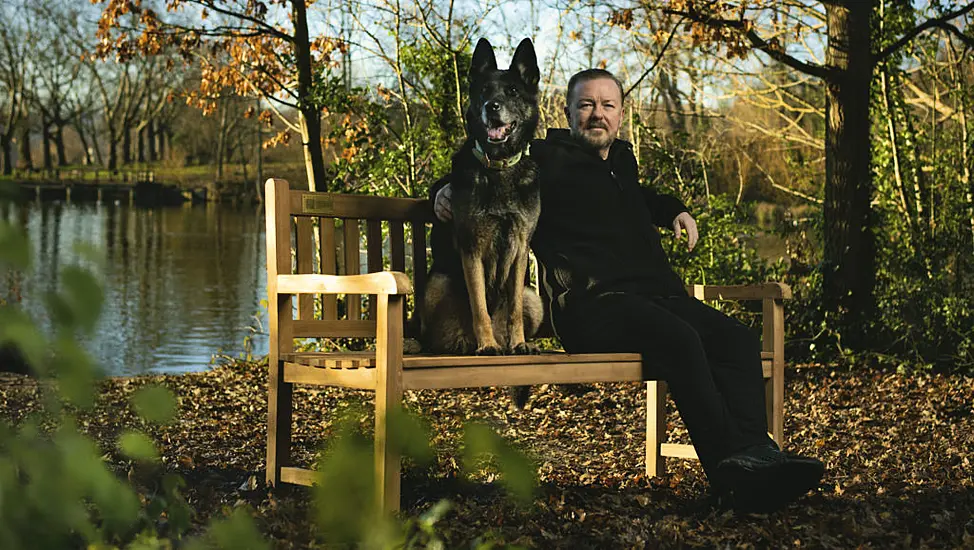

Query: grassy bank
[1,359,971,548]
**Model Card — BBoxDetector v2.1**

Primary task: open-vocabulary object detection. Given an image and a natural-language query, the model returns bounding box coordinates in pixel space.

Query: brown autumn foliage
[1,358,971,548]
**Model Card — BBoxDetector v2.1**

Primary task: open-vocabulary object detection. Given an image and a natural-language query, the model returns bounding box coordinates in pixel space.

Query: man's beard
[571,124,615,152]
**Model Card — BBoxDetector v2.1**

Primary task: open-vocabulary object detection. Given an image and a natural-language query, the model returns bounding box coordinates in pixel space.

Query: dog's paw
[474,345,502,356]
[512,342,540,355]
[403,338,422,355]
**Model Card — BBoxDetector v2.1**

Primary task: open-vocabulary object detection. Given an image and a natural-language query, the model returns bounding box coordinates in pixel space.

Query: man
[430,68,824,513]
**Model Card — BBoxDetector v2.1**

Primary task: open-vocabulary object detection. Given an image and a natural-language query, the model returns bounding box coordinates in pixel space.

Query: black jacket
[429,128,689,325]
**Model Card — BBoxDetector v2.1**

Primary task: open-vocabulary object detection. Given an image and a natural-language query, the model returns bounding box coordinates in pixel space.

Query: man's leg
[648,296,824,512]
[652,296,771,445]
[558,292,752,479]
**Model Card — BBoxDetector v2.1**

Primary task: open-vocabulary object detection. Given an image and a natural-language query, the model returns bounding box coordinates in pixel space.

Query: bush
[0,216,536,548]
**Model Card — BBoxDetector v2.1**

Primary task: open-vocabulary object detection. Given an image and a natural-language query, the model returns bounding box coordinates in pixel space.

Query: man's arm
[640,186,689,228]
[640,187,698,251]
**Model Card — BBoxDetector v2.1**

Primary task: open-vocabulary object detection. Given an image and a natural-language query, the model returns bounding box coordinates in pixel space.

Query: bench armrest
[276,272,413,295]
[687,282,792,301]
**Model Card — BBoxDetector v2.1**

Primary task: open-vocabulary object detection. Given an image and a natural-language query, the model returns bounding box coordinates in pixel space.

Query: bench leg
[763,298,786,447]
[266,357,293,487]
[375,294,404,513]
[646,381,667,477]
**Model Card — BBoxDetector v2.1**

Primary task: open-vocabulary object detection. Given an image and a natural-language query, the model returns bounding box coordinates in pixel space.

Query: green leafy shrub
[0,217,537,548]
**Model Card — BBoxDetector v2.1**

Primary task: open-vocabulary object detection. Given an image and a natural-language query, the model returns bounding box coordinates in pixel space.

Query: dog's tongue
[487,125,509,141]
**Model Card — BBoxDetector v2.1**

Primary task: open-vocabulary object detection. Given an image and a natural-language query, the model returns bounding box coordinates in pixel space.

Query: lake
[3,200,269,376]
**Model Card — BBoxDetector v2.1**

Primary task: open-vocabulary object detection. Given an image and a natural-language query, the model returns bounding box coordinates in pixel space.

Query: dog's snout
[486,101,501,113]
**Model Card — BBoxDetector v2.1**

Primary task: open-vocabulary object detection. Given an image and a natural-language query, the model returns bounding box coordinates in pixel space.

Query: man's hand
[434,183,453,222]
[672,212,698,251]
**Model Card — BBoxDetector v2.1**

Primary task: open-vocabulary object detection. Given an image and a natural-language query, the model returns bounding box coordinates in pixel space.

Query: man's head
[564,69,625,158]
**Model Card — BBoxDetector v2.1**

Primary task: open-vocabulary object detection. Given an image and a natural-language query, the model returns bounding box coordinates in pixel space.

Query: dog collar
[473,141,529,170]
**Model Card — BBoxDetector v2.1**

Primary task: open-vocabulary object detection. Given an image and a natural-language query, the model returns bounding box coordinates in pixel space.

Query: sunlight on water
[4,201,269,375]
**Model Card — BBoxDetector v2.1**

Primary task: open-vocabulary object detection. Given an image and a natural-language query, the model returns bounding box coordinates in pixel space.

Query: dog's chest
[453,162,540,243]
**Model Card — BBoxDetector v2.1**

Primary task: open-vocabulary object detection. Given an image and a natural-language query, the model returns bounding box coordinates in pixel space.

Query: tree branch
[664,8,832,80]
[874,2,974,63]
[625,15,684,98]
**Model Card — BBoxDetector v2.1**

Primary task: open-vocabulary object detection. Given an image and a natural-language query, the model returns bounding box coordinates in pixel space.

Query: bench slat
[283,361,376,388]
[320,218,338,320]
[290,190,433,221]
[390,221,407,331]
[279,351,773,379]
[403,361,647,389]
[660,443,698,459]
[367,220,383,321]
[296,217,315,320]
[291,320,377,338]
[411,221,428,317]
[343,219,361,319]
[280,466,317,486]
[281,351,774,367]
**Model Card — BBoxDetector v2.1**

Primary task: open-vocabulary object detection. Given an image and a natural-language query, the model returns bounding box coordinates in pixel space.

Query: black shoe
[717,443,824,514]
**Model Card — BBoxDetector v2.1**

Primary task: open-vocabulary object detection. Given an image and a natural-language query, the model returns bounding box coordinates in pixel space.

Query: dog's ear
[470,38,497,79]
[511,38,540,93]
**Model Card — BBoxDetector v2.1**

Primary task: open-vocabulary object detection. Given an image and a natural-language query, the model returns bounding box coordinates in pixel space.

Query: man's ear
[564,106,571,126]
[470,38,497,80]
[511,38,539,93]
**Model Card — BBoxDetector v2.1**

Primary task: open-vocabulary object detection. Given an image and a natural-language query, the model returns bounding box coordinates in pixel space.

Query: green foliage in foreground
[0,216,535,549]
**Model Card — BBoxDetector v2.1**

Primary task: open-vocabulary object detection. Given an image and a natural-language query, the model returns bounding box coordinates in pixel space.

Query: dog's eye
[508,85,518,95]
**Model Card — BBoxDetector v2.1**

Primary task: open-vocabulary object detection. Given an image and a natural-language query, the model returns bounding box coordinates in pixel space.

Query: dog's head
[466,38,540,159]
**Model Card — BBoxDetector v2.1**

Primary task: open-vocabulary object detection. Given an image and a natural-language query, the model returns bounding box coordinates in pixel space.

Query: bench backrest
[265,179,434,340]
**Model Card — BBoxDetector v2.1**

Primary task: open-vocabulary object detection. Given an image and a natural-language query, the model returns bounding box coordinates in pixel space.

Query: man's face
[565,77,623,155]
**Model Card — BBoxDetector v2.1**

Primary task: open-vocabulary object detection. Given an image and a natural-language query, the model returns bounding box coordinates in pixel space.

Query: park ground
[1,360,971,548]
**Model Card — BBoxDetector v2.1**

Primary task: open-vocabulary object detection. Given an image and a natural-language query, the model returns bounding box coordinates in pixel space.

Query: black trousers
[556,291,773,482]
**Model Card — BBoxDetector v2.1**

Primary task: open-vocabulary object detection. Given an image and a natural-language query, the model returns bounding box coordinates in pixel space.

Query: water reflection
[4,200,268,375]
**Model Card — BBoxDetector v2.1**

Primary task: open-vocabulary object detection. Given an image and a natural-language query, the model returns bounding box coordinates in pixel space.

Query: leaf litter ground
[1,361,972,548]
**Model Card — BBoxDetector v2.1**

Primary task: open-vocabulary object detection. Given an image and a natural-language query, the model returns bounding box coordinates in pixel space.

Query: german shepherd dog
[420,38,543,358]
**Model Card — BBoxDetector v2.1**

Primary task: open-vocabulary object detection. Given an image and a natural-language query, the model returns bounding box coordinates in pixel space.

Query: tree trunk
[19,124,33,171]
[138,126,146,163]
[217,102,227,180]
[157,123,166,161]
[41,115,53,171]
[122,124,132,165]
[76,122,93,166]
[0,136,12,175]
[108,138,118,171]
[293,0,326,191]
[256,98,264,202]
[91,120,104,168]
[147,120,157,162]
[822,1,876,347]
[55,124,67,167]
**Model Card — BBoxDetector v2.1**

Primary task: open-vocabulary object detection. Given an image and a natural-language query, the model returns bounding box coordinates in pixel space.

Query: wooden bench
[263,178,791,513]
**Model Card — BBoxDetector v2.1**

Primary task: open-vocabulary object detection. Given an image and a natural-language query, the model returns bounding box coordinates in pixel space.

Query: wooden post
[265,178,295,486]
[763,298,785,446]
[645,380,667,477]
[374,293,404,513]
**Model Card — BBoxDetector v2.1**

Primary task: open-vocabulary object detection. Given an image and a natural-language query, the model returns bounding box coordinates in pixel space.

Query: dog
[420,37,543,362]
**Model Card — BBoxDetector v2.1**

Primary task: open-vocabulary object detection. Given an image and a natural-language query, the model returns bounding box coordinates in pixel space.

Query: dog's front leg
[507,244,537,355]
[461,253,501,355]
